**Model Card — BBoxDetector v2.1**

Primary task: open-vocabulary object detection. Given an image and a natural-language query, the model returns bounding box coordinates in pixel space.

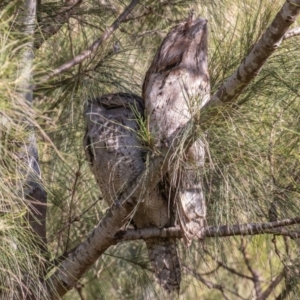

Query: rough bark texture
[116,216,300,241]
[83,93,181,293]
[46,2,300,297]
[24,135,47,251]
[207,0,300,108]
[17,0,47,252]
[14,1,48,299]
[143,15,210,245]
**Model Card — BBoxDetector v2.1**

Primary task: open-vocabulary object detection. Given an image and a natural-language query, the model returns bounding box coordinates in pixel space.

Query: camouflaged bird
[143,16,210,245]
[83,93,181,293]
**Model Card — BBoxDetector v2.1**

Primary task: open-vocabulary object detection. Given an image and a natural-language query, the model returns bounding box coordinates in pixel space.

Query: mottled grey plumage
[83,93,181,293]
[143,16,210,244]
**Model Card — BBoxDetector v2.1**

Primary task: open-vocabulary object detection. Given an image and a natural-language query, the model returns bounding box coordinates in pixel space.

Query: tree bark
[17,0,47,252]
[45,1,300,298]
[206,0,300,108]
[114,217,300,241]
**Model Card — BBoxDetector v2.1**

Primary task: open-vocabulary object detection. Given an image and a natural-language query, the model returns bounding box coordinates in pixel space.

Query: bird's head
[151,16,208,74]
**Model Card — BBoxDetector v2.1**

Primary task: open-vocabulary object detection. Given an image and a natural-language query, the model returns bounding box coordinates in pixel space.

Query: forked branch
[114,217,300,241]
[17,0,48,252]
[36,0,140,88]
[45,1,300,298]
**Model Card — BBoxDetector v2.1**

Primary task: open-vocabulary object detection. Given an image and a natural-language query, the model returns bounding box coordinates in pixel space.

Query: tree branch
[54,216,300,268]
[113,217,300,242]
[258,270,285,300]
[240,239,262,299]
[182,265,244,300]
[216,261,252,280]
[12,1,49,299]
[45,1,300,297]
[17,0,47,253]
[35,0,83,49]
[204,0,300,109]
[275,279,293,300]
[35,0,140,88]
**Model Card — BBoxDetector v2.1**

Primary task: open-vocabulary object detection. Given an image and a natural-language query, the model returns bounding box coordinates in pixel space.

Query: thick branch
[18,0,47,252]
[46,1,300,296]
[57,216,300,265]
[49,217,300,296]
[46,157,166,298]
[36,0,140,88]
[206,0,300,108]
[114,217,300,241]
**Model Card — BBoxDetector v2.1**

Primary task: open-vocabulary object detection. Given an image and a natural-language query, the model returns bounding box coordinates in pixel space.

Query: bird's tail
[176,139,207,245]
[177,183,206,245]
[145,238,181,294]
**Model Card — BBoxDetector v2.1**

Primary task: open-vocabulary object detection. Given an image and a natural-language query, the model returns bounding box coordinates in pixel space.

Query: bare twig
[183,265,245,300]
[64,167,81,253]
[75,282,85,300]
[284,235,290,256]
[36,0,140,88]
[258,270,285,300]
[240,239,262,299]
[114,217,300,242]
[263,229,300,239]
[35,0,83,49]
[185,264,221,276]
[48,196,102,242]
[272,236,283,261]
[121,0,172,24]
[203,250,253,280]
[275,280,293,300]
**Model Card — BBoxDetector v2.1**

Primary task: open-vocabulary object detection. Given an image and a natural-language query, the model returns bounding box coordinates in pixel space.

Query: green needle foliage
[1,0,300,299]
[0,12,49,300]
